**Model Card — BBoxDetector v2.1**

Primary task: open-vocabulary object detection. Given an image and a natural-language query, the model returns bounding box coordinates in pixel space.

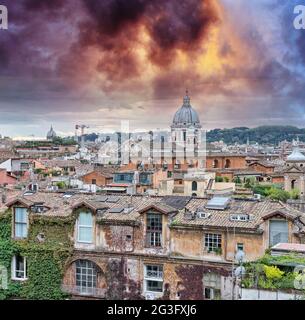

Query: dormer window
[77,212,93,243]
[230,214,250,222]
[31,203,47,214]
[14,207,28,239]
[197,212,210,219]
[146,212,162,248]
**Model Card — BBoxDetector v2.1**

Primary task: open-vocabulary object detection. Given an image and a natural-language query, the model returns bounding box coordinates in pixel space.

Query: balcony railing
[61,285,106,298]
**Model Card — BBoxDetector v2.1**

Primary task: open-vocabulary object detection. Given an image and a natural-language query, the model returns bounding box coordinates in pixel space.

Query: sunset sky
[0,0,305,138]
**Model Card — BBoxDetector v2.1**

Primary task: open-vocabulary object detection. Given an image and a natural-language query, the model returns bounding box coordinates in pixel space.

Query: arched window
[192,181,198,191]
[213,159,219,168]
[77,211,93,243]
[75,260,99,295]
[225,159,231,169]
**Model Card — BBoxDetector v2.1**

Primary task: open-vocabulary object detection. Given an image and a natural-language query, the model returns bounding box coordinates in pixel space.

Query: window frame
[236,243,244,252]
[205,233,222,253]
[75,260,98,295]
[192,181,198,191]
[204,287,221,300]
[146,212,162,248]
[77,211,94,244]
[13,207,28,239]
[269,219,289,247]
[11,255,27,281]
[144,265,164,294]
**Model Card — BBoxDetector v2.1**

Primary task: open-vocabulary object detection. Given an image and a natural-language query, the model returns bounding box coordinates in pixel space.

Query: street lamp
[234,250,246,300]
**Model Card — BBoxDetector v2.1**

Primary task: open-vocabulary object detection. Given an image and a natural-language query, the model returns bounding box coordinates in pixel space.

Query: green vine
[0,209,75,300]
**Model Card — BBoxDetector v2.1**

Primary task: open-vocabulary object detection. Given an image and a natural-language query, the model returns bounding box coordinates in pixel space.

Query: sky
[0,0,305,138]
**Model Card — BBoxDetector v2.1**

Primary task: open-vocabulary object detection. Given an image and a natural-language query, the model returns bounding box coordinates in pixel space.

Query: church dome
[47,126,57,140]
[172,91,201,128]
[287,147,305,161]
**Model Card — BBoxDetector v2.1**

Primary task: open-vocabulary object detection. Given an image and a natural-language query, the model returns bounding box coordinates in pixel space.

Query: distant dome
[47,126,57,140]
[172,91,201,128]
[287,147,305,161]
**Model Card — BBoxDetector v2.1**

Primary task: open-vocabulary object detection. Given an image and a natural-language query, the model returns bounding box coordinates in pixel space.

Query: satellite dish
[234,266,246,278]
[235,250,245,264]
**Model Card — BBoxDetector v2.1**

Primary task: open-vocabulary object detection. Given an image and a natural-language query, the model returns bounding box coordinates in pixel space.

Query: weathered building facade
[1,191,305,300]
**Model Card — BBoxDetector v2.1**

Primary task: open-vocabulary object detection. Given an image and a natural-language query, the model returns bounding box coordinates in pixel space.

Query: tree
[290,189,300,200]
[215,176,223,182]
[267,188,290,202]
[244,177,256,189]
[253,184,273,197]
[234,176,241,184]
[56,182,66,190]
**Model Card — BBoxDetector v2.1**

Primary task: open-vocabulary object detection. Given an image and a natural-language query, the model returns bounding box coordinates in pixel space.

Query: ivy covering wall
[0,209,75,300]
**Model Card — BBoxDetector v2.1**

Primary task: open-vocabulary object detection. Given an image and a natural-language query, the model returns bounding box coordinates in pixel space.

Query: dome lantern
[171,90,201,129]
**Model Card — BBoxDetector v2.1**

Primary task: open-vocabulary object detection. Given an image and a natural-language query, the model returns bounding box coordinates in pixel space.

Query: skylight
[96,196,108,202]
[107,196,120,203]
[205,197,230,210]
[109,207,124,213]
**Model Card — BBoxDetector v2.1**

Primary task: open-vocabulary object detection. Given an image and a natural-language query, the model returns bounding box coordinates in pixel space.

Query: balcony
[61,285,106,299]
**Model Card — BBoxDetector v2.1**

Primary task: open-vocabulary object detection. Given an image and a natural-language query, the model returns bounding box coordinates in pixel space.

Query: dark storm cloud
[1,0,305,137]
[73,0,218,80]
[23,0,66,11]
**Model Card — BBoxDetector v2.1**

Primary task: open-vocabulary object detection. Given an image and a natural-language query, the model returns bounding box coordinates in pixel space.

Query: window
[14,207,28,238]
[204,287,221,300]
[20,162,30,171]
[192,181,198,191]
[92,179,97,185]
[146,213,162,247]
[77,212,93,243]
[144,265,163,293]
[205,233,222,253]
[213,159,219,168]
[269,220,288,246]
[237,243,244,252]
[203,273,221,300]
[225,159,231,169]
[230,214,249,221]
[197,212,210,219]
[12,255,27,281]
[75,260,98,295]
